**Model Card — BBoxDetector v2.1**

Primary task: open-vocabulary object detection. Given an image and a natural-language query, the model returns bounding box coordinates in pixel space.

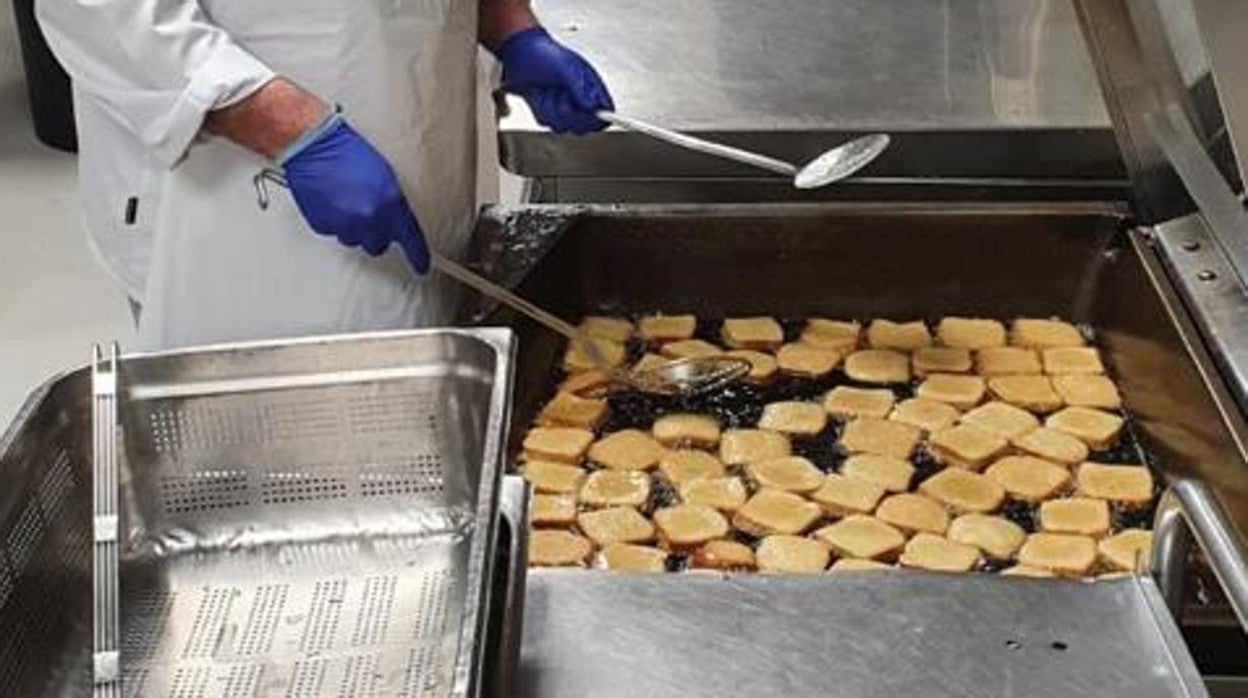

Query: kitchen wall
[0,6,135,426]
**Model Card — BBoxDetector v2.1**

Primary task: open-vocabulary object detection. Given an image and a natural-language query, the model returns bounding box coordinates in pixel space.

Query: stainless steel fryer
[0,329,524,697]
[460,202,1248,696]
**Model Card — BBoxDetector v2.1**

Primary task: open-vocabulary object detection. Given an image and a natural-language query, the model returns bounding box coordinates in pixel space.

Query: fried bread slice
[589,429,665,470]
[947,514,1026,559]
[813,515,907,560]
[810,473,887,517]
[653,413,721,448]
[747,456,825,494]
[984,455,1072,502]
[937,317,1006,349]
[824,387,896,420]
[653,504,730,548]
[876,493,951,535]
[866,320,932,350]
[929,424,1008,471]
[720,429,791,465]
[899,533,980,572]
[722,317,784,350]
[918,468,1006,514]
[840,454,915,493]
[638,314,696,343]
[844,349,911,384]
[841,418,922,460]
[759,401,828,436]
[1039,497,1111,537]
[917,374,987,409]
[756,535,830,573]
[888,398,961,433]
[530,530,594,567]
[578,507,655,546]
[733,488,823,536]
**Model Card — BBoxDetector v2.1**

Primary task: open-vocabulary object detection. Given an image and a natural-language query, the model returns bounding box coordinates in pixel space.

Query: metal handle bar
[1151,479,1248,632]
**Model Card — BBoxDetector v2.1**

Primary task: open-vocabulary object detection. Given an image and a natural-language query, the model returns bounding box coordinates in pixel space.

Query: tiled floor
[0,27,134,425]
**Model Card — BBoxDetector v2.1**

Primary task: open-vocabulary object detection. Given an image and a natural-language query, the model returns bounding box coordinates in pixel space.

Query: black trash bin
[11,0,76,152]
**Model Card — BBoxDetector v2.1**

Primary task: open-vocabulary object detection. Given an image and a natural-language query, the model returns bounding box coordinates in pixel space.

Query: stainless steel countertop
[501,0,1121,181]
[517,571,1206,698]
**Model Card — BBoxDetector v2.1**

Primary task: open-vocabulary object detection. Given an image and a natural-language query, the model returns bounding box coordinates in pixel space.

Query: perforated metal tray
[0,329,519,697]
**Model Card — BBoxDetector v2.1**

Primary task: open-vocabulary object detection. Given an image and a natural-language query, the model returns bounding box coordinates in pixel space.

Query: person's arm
[37,0,429,273]
[479,0,538,52]
[35,0,276,167]
[203,78,328,159]
[478,0,616,135]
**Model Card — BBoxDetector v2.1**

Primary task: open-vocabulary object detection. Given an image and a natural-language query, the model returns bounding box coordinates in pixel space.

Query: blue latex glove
[279,113,430,274]
[497,27,614,135]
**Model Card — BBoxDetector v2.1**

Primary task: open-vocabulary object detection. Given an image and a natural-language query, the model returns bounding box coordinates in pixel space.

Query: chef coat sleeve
[35,0,276,167]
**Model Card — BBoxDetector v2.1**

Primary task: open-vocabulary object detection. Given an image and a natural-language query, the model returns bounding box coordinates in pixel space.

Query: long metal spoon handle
[430,253,619,372]
[596,110,799,177]
[430,252,580,340]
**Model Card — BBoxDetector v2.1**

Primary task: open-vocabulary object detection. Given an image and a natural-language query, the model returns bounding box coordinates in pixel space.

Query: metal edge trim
[482,200,1131,221]
[1132,574,1211,697]
[455,327,518,697]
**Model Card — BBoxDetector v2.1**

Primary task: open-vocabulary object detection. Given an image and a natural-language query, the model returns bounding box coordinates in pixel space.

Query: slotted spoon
[432,253,749,396]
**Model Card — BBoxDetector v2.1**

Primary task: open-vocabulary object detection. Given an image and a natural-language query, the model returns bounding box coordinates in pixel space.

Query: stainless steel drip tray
[518,571,1204,698]
[118,534,468,697]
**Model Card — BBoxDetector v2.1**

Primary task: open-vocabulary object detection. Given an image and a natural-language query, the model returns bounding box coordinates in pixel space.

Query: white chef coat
[36,0,478,349]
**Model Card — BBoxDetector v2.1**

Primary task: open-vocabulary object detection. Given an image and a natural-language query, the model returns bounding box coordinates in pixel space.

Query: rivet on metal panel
[1197,270,1218,281]
[1182,240,1201,251]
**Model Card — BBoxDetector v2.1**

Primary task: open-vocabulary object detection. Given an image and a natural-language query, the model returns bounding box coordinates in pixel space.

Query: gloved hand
[497,27,614,135]
[279,113,430,274]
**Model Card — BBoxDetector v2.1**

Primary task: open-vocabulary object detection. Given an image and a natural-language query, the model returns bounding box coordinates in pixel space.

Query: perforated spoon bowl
[432,253,749,395]
[596,111,889,189]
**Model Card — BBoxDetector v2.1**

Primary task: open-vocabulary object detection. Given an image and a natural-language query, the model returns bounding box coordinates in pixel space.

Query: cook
[36,0,613,349]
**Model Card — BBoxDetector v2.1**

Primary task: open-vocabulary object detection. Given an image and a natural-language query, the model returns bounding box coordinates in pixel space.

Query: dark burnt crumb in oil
[790,424,844,472]
[728,528,762,549]
[648,479,681,513]
[1113,499,1158,531]
[910,447,943,486]
[1000,499,1038,533]
[624,336,647,364]
[693,317,725,344]
[779,317,807,343]
[665,552,691,572]
[978,558,1009,574]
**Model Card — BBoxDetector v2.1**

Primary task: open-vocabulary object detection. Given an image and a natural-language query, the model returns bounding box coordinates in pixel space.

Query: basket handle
[91,343,122,696]
[1151,479,1248,632]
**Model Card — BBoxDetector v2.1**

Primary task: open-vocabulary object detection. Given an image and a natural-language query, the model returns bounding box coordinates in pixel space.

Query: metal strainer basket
[0,329,520,697]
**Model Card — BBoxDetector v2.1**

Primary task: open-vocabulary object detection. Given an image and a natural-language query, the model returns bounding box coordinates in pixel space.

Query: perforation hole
[35,450,74,523]
[338,653,382,697]
[288,658,327,698]
[169,666,210,698]
[5,497,44,575]
[300,579,347,654]
[360,455,444,498]
[401,643,441,697]
[351,576,398,647]
[182,588,234,659]
[261,472,349,505]
[237,585,288,656]
[160,472,250,514]
[122,591,176,662]
[222,663,264,697]
[0,556,13,612]
[412,570,451,643]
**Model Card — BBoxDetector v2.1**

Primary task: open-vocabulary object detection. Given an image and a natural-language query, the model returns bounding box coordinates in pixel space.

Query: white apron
[42,0,479,349]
